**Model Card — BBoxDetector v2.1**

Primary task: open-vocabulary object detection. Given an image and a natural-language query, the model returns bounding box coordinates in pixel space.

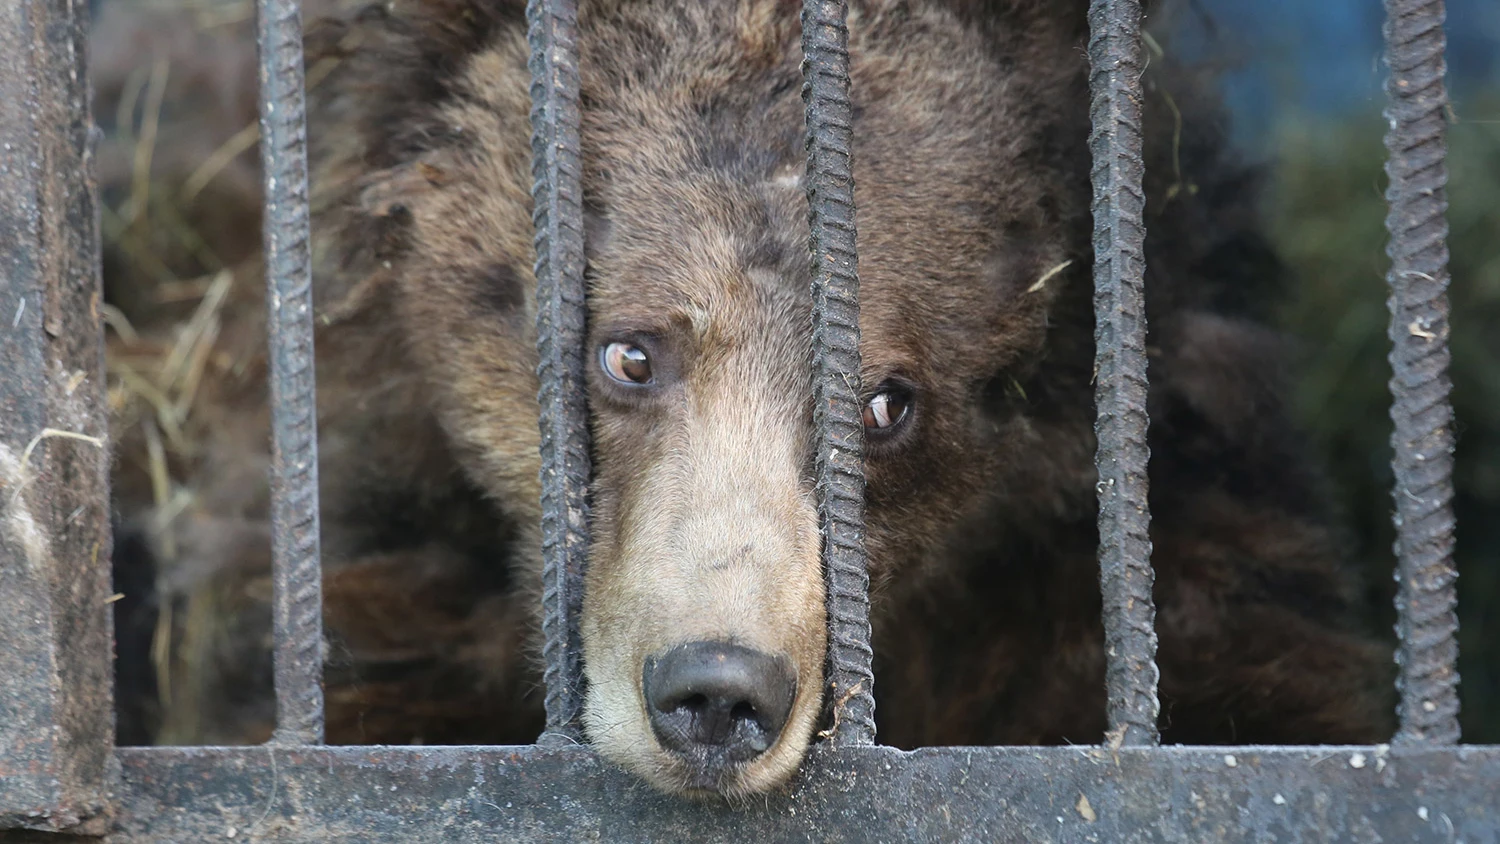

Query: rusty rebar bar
[1086,0,1160,747]
[257,0,325,746]
[527,0,591,744]
[801,0,876,746]
[1382,0,1460,746]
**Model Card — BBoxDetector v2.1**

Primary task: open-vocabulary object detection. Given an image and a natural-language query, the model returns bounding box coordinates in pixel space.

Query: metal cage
[1,0,1496,840]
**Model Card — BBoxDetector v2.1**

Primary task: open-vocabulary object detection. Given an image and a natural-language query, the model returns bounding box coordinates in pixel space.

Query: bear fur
[105,0,1395,794]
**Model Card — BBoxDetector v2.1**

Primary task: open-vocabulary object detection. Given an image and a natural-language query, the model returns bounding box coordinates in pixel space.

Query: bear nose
[643,641,796,764]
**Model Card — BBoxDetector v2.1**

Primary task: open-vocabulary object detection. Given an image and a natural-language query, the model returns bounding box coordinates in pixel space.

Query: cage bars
[526,0,592,744]
[523,0,882,745]
[1085,0,1162,746]
[0,0,1493,835]
[182,0,1486,766]
[257,0,325,746]
[800,0,877,746]
[1382,0,1462,746]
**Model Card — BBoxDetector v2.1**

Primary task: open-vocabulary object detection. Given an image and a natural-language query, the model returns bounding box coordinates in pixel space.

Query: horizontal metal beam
[105,745,1499,842]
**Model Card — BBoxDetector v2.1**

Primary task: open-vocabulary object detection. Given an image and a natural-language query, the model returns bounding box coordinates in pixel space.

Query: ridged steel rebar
[801,0,875,746]
[1086,0,1160,747]
[1382,0,1460,746]
[256,0,324,745]
[527,0,591,744]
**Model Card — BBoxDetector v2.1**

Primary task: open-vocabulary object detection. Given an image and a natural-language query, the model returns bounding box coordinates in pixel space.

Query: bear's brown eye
[862,386,911,432]
[602,341,652,384]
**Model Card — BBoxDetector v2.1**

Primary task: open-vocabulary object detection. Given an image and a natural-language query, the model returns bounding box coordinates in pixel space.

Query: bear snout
[642,641,797,784]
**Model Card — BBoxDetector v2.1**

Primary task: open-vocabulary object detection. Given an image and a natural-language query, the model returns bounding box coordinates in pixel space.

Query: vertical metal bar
[1086,0,1160,747]
[527,0,591,743]
[1382,0,1460,746]
[257,0,325,745]
[801,0,876,746]
[0,0,113,831]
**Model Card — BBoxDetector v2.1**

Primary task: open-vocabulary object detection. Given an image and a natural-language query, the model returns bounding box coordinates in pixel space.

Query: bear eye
[601,341,653,385]
[862,384,912,433]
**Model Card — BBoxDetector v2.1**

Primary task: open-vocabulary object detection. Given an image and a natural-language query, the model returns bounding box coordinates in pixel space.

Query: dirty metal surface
[103,745,1500,842]
[1085,0,1161,747]
[1380,0,1461,748]
[526,0,591,745]
[0,0,114,834]
[801,0,876,746]
[256,0,326,747]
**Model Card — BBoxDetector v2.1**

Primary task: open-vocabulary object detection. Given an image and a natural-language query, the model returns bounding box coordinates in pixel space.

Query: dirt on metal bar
[1381,0,1461,746]
[106,744,1500,842]
[800,0,876,747]
[1085,0,1161,747]
[526,0,591,744]
[256,0,325,746]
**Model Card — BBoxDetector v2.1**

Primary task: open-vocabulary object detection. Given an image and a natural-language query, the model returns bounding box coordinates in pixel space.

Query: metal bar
[800,0,876,746]
[1086,0,1160,747]
[1382,0,1460,746]
[0,0,113,831]
[526,0,591,743]
[256,0,325,746]
[109,744,1500,842]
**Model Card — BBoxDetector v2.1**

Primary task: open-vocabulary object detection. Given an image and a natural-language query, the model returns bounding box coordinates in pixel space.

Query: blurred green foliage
[1268,94,1500,742]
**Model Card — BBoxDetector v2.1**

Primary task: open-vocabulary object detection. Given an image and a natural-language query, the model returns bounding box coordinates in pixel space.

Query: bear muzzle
[642,641,797,789]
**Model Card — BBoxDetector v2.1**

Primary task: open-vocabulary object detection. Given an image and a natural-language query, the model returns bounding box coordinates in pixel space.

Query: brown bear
[105,0,1395,797]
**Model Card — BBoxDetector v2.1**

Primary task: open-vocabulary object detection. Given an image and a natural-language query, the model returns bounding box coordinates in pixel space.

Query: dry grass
[97,0,265,743]
[98,0,367,745]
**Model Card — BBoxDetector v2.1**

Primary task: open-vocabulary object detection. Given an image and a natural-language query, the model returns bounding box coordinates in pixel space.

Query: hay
[0,431,106,573]
[96,0,365,745]
[95,0,268,745]
[1026,259,1074,294]
[0,443,54,573]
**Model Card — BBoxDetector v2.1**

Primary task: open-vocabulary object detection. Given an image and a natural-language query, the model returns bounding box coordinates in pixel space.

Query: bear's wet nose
[643,641,796,764]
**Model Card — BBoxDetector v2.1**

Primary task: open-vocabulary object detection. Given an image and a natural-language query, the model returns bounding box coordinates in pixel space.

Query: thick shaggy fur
[109,0,1394,795]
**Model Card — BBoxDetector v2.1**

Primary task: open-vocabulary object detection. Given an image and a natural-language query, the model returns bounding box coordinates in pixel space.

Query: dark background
[1164,0,1500,741]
